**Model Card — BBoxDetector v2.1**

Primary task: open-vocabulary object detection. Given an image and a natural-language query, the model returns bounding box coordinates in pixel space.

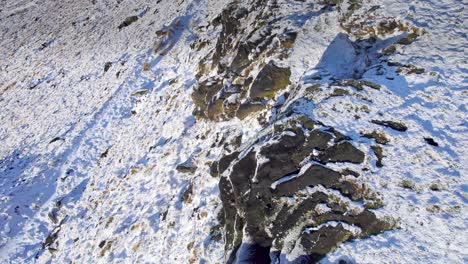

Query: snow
[0,0,466,263]
[295,1,467,263]
[0,0,238,262]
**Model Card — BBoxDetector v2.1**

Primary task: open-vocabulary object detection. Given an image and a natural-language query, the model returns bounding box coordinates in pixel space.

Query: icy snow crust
[0,0,466,263]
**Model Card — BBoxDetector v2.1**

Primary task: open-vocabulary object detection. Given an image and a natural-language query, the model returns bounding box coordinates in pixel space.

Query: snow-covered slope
[0,0,466,263]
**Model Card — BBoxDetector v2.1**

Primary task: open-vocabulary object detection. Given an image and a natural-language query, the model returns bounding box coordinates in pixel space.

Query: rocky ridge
[0,0,466,263]
[193,0,425,262]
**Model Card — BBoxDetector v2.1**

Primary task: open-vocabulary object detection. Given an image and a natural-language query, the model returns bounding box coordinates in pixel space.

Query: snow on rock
[0,0,466,263]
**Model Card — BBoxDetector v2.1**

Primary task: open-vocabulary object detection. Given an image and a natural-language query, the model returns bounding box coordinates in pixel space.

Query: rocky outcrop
[191,0,297,121]
[216,115,394,263]
[249,62,291,100]
[193,1,426,263]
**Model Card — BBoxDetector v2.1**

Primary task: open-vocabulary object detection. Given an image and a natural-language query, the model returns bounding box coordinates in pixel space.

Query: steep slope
[0,0,466,263]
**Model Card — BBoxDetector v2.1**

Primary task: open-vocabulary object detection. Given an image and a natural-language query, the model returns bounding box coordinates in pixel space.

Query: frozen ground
[0,0,466,263]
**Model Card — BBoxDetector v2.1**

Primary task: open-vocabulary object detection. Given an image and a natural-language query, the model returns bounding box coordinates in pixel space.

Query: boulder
[250,62,291,100]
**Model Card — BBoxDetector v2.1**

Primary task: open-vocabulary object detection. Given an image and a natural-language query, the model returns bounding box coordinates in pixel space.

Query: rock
[331,88,350,97]
[210,151,239,177]
[205,99,225,120]
[325,127,352,143]
[306,129,333,149]
[211,2,243,66]
[176,160,197,174]
[399,179,415,190]
[230,43,251,73]
[130,89,149,97]
[407,66,425,74]
[396,32,419,45]
[429,182,443,191]
[371,145,384,167]
[280,31,297,49]
[361,80,382,90]
[300,225,353,256]
[371,119,408,132]
[424,137,439,147]
[98,240,106,249]
[47,209,58,224]
[192,77,223,117]
[249,62,291,100]
[99,240,113,257]
[118,16,139,29]
[382,45,396,55]
[100,148,110,158]
[316,33,368,79]
[318,141,365,164]
[273,165,342,196]
[104,62,112,73]
[230,27,275,74]
[181,183,193,203]
[49,137,62,144]
[43,227,60,250]
[154,29,173,53]
[216,115,393,262]
[235,102,265,120]
[343,79,381,90]
[192,2,297,121]
[362,130,390,144]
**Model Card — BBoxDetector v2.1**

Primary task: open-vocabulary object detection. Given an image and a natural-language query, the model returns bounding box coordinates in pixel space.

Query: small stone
[424,137,439,147]
[181,183,193,203]
[399,179,415,190]
[48,210,58,224]
[362,131,390,145]
[331,88,350,97]
[371,120,408,132]
[118,15,139,29]
[429,182,443,191]
[371,145,384,168]
[130,89,149,97]
[187,241,194,250]
[104,62,112,73]
[382,45,396,55]
[98,240,106,249]
[176,160,197,174]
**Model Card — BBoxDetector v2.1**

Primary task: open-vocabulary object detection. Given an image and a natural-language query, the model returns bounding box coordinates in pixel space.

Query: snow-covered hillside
[0,0,466,263]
